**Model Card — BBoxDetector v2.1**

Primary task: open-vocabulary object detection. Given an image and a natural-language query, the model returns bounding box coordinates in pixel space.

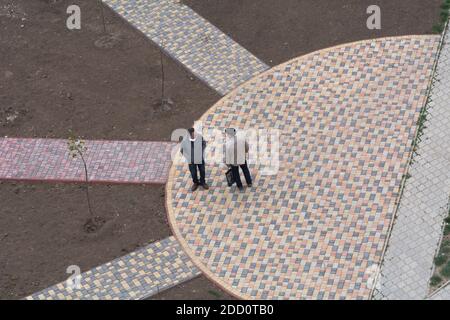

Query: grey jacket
[225,133,249,166]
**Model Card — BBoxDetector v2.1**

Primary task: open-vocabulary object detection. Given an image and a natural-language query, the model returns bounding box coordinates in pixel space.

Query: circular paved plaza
[166,36,439,299]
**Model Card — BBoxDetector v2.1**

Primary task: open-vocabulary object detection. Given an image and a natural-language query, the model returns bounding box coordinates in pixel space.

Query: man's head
[188,127,195,139]
[225,128,236,137]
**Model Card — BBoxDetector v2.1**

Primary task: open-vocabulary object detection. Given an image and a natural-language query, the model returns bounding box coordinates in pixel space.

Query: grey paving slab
[103,0,269,95]
[26,236,201,300]
[429,282,450,300]
[374,26,450,300]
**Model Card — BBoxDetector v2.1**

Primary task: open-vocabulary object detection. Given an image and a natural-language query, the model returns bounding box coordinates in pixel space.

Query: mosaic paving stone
[103,0,269,95]
[374,27,450,300]
[166,36,440,300]
[26,236,201,300]
[0,138,175,184]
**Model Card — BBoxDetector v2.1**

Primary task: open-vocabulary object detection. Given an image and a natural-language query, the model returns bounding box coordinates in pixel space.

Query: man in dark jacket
[180,128,209,191]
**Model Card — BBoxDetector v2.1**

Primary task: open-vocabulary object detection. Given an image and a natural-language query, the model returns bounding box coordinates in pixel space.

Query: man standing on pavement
[180,127,209,191]
[225,128,252,191]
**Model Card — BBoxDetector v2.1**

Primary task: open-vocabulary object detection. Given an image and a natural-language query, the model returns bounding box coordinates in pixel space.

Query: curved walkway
[166,36,439,299]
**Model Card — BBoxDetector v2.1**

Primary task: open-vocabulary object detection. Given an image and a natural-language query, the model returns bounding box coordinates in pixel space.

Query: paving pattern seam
[368,27,446,300]
[373,25,450,300]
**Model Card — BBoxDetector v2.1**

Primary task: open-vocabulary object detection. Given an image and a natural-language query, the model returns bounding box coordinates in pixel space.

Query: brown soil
[0,0,220,141]
[0,181,169,299]
[184,0,442,66]
[0,0,220,300]
[151,275,235,300]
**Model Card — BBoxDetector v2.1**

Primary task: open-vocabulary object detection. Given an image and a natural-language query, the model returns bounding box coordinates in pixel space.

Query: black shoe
[202,183,210,190]
[248,183,252,188]
[191,183,199,191]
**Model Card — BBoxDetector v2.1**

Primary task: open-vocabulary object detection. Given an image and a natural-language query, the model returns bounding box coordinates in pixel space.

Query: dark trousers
[188,163,206,185]
[231,162,252,188]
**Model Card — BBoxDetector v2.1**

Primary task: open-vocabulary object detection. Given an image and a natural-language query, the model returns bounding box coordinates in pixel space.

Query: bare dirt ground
[0,0,219,300]
[185,0,442,66]
[0,0,219,141]
[0,181,168,299]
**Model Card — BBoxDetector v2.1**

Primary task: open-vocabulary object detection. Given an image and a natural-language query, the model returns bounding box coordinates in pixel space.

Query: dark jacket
[180,134,207,164]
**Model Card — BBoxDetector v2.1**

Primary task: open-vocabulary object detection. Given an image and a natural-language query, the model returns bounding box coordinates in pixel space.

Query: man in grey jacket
[180,128,209,191]
[225,128,252,191]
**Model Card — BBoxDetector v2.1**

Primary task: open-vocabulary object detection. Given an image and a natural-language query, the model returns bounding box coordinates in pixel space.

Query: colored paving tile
[166,36,440,299]
[26,236,201,300]
[374,26,450,300]
[0,138,175,184]
[103,0,269,95]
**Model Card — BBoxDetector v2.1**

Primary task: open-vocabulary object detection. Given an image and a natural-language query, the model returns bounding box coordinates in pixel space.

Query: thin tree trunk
[160,48,165,103]
[79,152,94,218]
[99,0,107,34]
